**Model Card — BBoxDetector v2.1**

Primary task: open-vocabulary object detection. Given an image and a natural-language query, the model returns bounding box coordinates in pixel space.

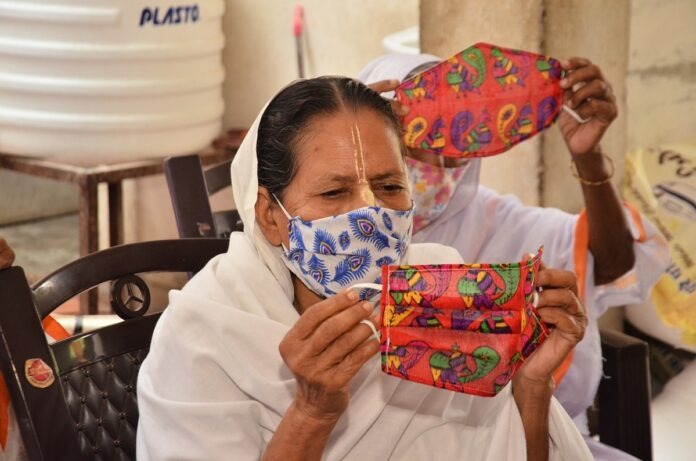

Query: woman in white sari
[137,77,592,460]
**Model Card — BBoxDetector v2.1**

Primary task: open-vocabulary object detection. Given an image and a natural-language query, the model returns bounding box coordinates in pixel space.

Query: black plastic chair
[594,328,652,460]
[164,154,243,239]
[0,238,228,461]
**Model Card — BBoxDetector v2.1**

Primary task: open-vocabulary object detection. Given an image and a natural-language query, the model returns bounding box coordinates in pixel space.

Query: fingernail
[347,290,358,301]
[362,302,373,313]
[399,105,410,115]
[390,79,400,85]
[560,78,569,88]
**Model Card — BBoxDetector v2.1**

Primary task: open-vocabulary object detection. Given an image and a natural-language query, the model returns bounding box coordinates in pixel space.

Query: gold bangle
[569,153,615,186]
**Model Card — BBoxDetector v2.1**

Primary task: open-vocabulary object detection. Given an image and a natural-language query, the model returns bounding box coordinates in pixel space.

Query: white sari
[136,93,592,460]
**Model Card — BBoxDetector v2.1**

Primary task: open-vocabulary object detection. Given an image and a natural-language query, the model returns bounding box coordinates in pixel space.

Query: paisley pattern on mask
[379,248,548,397]
[281,205,414,299]
[396,43,564,158]
[405,156,470,232]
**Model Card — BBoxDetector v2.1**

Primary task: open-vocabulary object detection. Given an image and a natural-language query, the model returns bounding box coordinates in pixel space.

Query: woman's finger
[568,79,608,108]
[571,99,618,125]
[537,288,583,314]
[561,64,602,90]
[561,57,592,71]
[536,268,578,296]
[335,338,381,380]
[307,301,373,354]
[536,306,586,342]
[319,316,379,368]
[368,79,400,94]
[289,290,362,340]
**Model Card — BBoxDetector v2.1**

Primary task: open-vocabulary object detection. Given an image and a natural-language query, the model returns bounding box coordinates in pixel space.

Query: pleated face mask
[395,43,581,158]
[370,249,548,397]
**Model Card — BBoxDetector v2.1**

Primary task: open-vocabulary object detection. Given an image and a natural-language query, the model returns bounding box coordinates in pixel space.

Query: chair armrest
[598,327,652,460]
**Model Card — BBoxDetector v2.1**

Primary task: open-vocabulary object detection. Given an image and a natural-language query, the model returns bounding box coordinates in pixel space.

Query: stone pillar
[542,0,630,211]
[626,0,696,149]
[420,0,545,205]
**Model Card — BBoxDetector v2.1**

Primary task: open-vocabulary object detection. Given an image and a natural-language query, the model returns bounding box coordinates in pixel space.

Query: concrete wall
[420,0,544,206]
[626,0,696,149]
[0,171,77,225]
[223,0,419,128]
[542,0,630,212]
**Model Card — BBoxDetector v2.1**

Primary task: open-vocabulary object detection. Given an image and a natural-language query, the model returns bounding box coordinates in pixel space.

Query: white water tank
[0,0,225,166]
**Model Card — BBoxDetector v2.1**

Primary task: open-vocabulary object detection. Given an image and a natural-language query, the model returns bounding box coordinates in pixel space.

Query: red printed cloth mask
[377,249,548,397]
[395,43,572,158]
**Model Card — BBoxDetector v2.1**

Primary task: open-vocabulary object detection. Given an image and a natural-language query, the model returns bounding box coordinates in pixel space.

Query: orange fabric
[0,315,68,450]
[550,209,591,386]
[574,209,590,301]
[0,374,8,449]
[41,315,70,341]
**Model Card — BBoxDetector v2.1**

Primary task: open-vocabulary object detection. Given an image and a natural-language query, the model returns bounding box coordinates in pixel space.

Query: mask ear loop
[350,282,382,341]
[562,104,591,124]
[271,193,293,220]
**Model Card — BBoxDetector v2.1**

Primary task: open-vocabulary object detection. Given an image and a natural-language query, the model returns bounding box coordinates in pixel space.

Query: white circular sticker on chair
[24,358,55,389]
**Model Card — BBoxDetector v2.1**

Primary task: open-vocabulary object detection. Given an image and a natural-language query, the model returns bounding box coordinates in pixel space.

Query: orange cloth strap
[41,315,70,341]
[0,315,68,449]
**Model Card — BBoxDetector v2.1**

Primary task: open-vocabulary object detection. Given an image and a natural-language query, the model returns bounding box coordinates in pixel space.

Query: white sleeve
[580,205,671,317]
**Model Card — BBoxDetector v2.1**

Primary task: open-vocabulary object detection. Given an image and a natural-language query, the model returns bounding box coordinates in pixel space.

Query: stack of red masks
[395,43,564,158]
[379,249,548,397]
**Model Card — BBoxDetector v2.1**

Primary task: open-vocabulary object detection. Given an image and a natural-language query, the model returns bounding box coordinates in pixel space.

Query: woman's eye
[378,184,406,194]
[321,189,348,199]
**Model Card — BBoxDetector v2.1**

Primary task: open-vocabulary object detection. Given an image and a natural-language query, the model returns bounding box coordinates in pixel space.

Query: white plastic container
[0,0,225,165]
[382,26,420,55]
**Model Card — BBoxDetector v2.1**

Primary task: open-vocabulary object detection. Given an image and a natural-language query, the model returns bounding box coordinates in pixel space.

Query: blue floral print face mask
[275,197,415,299]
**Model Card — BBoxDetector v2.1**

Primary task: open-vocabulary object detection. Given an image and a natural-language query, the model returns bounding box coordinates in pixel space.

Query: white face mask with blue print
[275,197,415,299]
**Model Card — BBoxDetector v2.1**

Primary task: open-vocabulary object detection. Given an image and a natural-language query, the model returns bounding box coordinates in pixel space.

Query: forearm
[573,150,635,284]
[513,378,554,461]
[262,400,338,461]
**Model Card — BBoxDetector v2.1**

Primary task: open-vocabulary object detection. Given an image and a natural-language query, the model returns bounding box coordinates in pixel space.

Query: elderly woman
[137,77,591,460]
[359,54,670,460]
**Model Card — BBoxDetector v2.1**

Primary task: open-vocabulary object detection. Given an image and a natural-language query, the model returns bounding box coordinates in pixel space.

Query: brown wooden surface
[0,129,245,313]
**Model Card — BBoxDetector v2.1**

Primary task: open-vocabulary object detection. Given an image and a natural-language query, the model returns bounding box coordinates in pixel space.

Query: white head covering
[358,53,484,234]
[230,101,295,300]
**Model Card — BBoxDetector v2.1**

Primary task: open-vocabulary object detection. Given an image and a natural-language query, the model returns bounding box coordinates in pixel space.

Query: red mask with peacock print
[376,248,548,397]
[395,43,581,158]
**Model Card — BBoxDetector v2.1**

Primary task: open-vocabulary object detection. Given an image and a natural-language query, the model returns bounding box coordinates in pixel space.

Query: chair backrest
[0,238,228,461]
[164,154,243,239]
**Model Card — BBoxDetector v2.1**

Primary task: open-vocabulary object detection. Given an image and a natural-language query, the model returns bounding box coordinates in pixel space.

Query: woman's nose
[356,181,377,207]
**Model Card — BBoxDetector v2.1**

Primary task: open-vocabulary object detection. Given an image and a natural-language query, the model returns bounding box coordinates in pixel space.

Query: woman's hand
[0,237,15,269]
[512,265,587,461]
[279,289,380,424]
[515,265,587,388]
[559,57,618,156]
[368,79,410,117]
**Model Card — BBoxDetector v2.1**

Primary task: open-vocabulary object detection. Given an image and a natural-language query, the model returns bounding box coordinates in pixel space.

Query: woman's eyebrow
[316,173,356,185]
[369,170,405,182]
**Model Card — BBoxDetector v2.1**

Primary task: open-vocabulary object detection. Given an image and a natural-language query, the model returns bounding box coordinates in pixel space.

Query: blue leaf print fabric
[281,204,414,298]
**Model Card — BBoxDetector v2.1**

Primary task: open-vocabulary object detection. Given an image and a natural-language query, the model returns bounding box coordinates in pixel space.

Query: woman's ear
[255,187,285,247]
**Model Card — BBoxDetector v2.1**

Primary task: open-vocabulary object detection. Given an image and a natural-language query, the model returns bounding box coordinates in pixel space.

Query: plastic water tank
[382,26,420,55]
[0,0,225,166]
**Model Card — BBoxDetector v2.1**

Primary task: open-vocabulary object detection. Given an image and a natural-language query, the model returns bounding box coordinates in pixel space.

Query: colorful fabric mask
[276,200,414,298]
[395,43,567,158]
[405,156,470,232]
[378,249,548,396]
